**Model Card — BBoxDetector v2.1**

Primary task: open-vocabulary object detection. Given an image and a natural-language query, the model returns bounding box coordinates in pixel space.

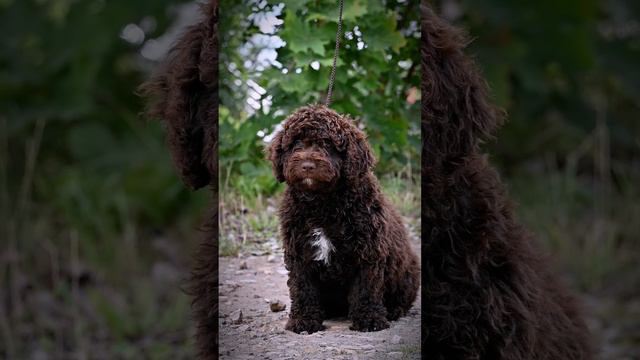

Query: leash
[325,0,344,106]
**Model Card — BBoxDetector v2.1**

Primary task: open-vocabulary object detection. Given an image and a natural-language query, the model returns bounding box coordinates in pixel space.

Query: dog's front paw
[350,316,390,332]
[285,317,325,334]
[386,307,406,321]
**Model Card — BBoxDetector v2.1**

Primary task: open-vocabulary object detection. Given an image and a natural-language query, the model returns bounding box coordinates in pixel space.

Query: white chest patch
[311,228,335,265]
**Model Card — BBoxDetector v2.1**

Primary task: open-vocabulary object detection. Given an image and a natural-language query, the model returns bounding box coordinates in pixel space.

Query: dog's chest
[310,228,336,265]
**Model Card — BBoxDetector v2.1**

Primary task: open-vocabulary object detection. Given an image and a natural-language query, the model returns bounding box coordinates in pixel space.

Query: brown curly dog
[421,4,594,359]
[140,1,218,359]
[267,105,420,334]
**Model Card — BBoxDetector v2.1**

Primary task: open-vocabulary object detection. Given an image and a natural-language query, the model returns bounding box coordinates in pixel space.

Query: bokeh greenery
[0,0,638,358]
[1,0,201,358]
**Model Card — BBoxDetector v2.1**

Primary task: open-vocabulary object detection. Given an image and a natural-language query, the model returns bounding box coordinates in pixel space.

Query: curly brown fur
[421,4,594,359]
[267,105,420,334]
[139,1,218,359]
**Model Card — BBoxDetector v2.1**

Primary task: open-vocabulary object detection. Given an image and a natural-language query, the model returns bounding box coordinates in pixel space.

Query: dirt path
[219,237,421,359]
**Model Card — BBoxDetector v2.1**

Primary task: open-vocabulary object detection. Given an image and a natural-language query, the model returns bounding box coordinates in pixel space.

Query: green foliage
[219,0,421,195]
[1,0,204,242]
[219,107,281,198]
[281,9,330,55]
[448,0,640,166]
[381,173,421,224]
[220,188,281,257]
[0,1,198,357]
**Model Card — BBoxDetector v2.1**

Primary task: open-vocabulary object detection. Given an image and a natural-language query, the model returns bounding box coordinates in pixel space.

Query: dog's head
[267,105,375,193]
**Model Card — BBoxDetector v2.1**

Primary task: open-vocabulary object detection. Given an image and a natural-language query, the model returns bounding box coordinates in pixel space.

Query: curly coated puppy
[267,105,420,334]
[422,4,594,359]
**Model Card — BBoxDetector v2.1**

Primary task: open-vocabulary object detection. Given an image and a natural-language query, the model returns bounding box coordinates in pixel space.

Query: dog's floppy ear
[266,129,286,182]
[343,124,376,181]
[139,2,218,190]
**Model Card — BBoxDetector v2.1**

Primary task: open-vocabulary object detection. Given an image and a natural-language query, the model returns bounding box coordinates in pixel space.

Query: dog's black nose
[301,161,315,171]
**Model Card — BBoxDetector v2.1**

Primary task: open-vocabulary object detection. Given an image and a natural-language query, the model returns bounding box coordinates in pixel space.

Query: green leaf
[293,51,344,67]
[362,12,406,53]
[280,0,310,13]
[343,0,368,20]
[279,71,312,94]
[308,0,368,22]
[281,10,329,55]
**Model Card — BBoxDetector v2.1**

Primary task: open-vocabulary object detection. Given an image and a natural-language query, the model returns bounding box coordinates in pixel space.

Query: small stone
[391,334,402,344]
[253,294,261,298]
[230,310,243,324]
[300,331,309,335]
[238,324,249,332]
[267,255,277,263]
[269,299,286,312]
[239,261,248,270]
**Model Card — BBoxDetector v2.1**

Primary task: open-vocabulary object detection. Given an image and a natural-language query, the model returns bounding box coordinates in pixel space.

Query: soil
[218,236,421,360]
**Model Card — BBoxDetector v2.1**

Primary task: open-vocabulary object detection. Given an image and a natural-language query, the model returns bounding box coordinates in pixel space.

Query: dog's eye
[321,139,335,150]
[293,140,303,148]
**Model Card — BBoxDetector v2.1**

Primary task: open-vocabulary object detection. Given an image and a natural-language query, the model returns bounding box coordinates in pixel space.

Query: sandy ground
[218,236,421,360]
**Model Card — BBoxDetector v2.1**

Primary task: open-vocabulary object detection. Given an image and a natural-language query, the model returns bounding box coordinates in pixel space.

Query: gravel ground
[218,235,421,360]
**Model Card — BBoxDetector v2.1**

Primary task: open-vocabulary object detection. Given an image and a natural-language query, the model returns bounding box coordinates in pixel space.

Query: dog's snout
[301,161,316,172]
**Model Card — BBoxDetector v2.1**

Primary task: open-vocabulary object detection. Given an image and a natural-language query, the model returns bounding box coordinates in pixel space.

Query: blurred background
[437,1,640,358]
[1,1,208,358]
[0,0,638,359]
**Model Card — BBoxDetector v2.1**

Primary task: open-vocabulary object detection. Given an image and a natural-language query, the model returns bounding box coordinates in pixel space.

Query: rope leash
[325,0,344,106]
